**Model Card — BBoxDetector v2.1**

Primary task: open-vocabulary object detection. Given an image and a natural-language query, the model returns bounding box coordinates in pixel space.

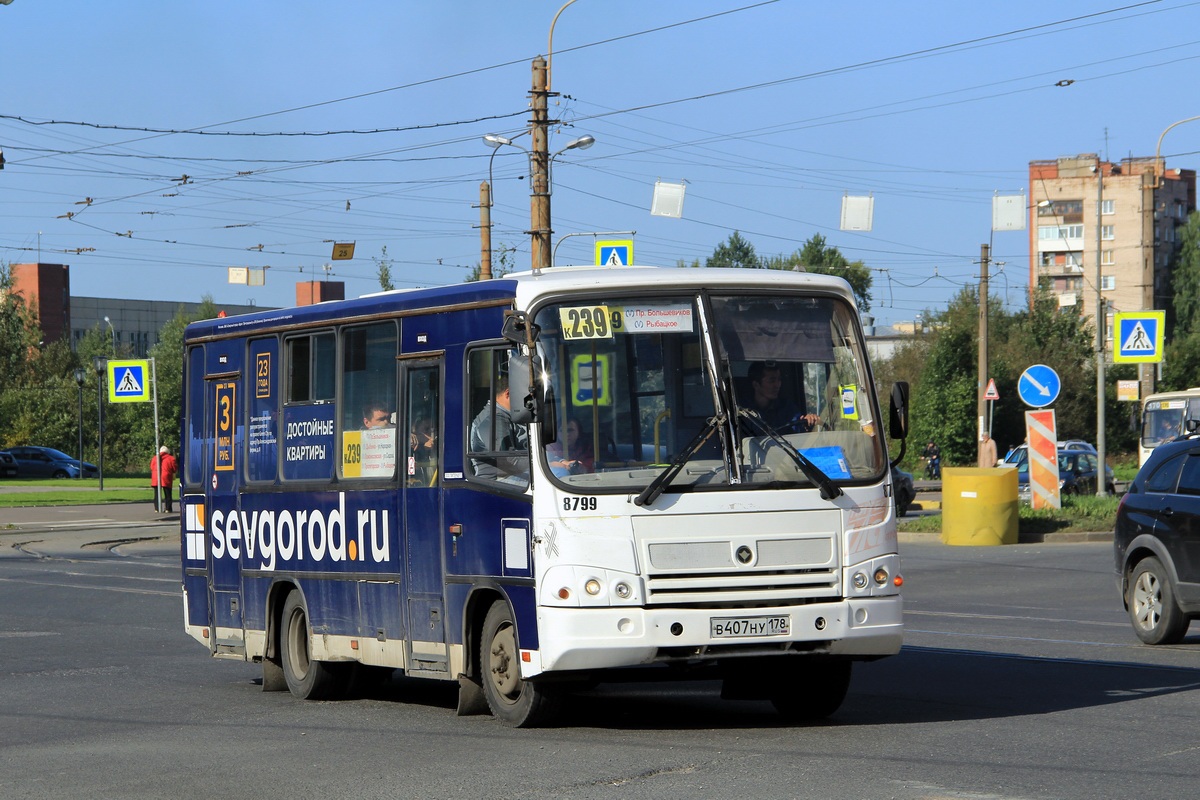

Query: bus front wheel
[280,592,346,700]
[480,601,561,727]
[769,657,852,722]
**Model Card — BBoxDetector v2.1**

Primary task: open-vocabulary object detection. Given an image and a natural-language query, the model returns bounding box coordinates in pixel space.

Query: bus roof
[508,264,855,307]
[184,265,856,341]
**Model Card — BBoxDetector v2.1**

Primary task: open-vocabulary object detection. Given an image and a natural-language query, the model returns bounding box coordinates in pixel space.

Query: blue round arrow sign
[1018,364,1061,408]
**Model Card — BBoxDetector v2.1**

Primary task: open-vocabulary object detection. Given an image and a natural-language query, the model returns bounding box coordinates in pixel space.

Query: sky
[2,0,1199,329]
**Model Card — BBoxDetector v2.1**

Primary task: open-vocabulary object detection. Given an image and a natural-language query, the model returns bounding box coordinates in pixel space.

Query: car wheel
[1128,557,1189,645]
[52,469,69,479]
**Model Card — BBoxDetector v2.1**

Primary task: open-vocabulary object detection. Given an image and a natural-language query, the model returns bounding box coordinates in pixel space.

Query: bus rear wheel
[280,592,346,700]
[769,657,852,722]
[480,601,561,727]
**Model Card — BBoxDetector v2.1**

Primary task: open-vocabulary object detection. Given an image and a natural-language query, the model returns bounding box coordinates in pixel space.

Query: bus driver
[469,376,528,482]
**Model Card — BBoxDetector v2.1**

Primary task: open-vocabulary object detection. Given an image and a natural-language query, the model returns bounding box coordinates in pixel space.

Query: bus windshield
[533,291,885,493]
[1143,395,1200,445]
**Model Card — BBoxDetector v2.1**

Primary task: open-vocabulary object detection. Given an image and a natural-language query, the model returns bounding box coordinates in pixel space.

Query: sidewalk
[1,501,177,536]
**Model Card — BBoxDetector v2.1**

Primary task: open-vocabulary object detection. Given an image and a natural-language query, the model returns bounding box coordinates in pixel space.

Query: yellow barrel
[940,467,1019,546]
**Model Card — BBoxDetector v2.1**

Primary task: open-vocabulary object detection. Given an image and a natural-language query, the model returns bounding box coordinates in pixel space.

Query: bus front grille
[645,568,839,606]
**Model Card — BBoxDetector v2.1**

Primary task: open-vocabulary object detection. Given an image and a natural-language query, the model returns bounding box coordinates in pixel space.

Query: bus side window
[466,347,528,487]
[339,322,398,480]
[406,366,439,487]
[286,331,335,403]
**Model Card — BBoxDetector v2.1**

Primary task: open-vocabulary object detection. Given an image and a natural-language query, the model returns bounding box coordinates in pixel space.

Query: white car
[1001,440,1097,469]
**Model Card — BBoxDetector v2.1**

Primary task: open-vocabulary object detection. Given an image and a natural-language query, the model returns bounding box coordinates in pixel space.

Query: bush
[899,493,1120,535]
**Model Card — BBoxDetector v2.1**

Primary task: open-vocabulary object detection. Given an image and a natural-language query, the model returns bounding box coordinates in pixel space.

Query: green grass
[899,493,1121,535]
[0,477,155,507]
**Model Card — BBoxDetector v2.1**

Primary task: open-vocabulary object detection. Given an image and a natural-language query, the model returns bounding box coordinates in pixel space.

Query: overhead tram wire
[4,2,782,162]
[557,1,1179,127]
[6,2,1170,151]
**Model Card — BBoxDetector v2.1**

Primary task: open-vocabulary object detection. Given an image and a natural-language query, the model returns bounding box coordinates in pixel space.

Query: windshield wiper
[634,415,723,507]
[739,409,843,501]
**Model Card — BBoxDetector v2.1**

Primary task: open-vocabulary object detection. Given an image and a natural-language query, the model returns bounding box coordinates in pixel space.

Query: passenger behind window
[409,415,437,485]
[468,376,529,483]
[362,401,394,430]
[547,417,594,476]
[411,416,436,459]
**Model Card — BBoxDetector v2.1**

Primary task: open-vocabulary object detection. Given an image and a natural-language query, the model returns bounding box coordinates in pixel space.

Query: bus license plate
[710,615,790,638]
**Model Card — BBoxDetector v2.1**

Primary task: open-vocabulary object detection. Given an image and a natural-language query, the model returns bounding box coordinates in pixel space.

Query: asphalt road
[1,513,1196,799]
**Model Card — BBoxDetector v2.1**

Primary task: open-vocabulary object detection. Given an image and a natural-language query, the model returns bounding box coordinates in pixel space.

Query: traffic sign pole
[151,357,160,512]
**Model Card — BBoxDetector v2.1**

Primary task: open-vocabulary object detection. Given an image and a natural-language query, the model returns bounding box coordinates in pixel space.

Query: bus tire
[480,601,561,727]
[770,658,852,722]
[280,592,345,700]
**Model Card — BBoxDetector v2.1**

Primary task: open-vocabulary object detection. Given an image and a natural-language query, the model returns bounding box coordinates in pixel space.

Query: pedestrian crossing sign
[108,359,151,403]
[595,240,633,268]
[1113,311,1165,363]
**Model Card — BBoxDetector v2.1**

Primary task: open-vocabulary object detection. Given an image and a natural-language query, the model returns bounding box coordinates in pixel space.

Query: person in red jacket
[150,445,178,513]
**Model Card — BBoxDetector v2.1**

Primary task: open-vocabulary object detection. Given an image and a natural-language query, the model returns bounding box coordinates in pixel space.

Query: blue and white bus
[180,265,910,726]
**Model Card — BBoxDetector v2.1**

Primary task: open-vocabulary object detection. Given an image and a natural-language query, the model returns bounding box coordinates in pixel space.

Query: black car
[0,450,17,479]
[1017,449,1115,502]
[8,446,98,479]
[1114,434,1200,644]
[892,466,915,517]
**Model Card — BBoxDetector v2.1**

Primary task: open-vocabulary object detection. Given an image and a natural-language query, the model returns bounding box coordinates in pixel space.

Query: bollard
[940,467,1019,546]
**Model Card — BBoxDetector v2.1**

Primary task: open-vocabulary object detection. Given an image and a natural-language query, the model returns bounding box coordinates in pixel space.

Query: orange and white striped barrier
[1025,409,1060,509]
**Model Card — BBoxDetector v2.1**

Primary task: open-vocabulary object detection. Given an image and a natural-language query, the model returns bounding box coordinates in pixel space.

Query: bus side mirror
[889,381,909,440]
[502,310,540,347]
[507,354,542,425]
[1187,419,1199,434]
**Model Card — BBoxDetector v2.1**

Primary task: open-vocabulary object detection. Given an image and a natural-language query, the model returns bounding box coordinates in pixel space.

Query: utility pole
[478,181,492,281]
[978,243,990,462]
[529,56,551,272]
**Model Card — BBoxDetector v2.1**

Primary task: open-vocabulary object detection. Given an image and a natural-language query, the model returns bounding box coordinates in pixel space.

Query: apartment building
[1028,154,1195,340]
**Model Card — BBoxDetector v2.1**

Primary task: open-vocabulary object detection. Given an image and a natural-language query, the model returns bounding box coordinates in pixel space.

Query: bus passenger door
[205,372,243,654]
[401,359,447,674]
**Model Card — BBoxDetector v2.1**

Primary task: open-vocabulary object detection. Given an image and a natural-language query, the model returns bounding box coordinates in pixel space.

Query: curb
[898,530,1112,545]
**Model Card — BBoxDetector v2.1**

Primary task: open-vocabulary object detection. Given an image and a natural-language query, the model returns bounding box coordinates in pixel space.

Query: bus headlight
[844,554,901,597]
[541,567,643,607]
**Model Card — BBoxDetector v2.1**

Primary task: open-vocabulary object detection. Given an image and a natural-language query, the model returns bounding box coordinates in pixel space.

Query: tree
[465,243,516,282]
[373,246,396,292]
[1162,212,1200,393]
[906,288,980,467]
[764,234,873,312]
[0,263,40,392]
[150,296,220,463]
[1168,212,1200,338]
[706,232,760,269]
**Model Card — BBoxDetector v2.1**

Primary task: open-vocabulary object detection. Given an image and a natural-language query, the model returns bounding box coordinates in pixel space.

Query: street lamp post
[92,356,106,491]
[481,134,520,281]
[1095,163,1107,497]
[73,368,86,481]
[103,315,116,355]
